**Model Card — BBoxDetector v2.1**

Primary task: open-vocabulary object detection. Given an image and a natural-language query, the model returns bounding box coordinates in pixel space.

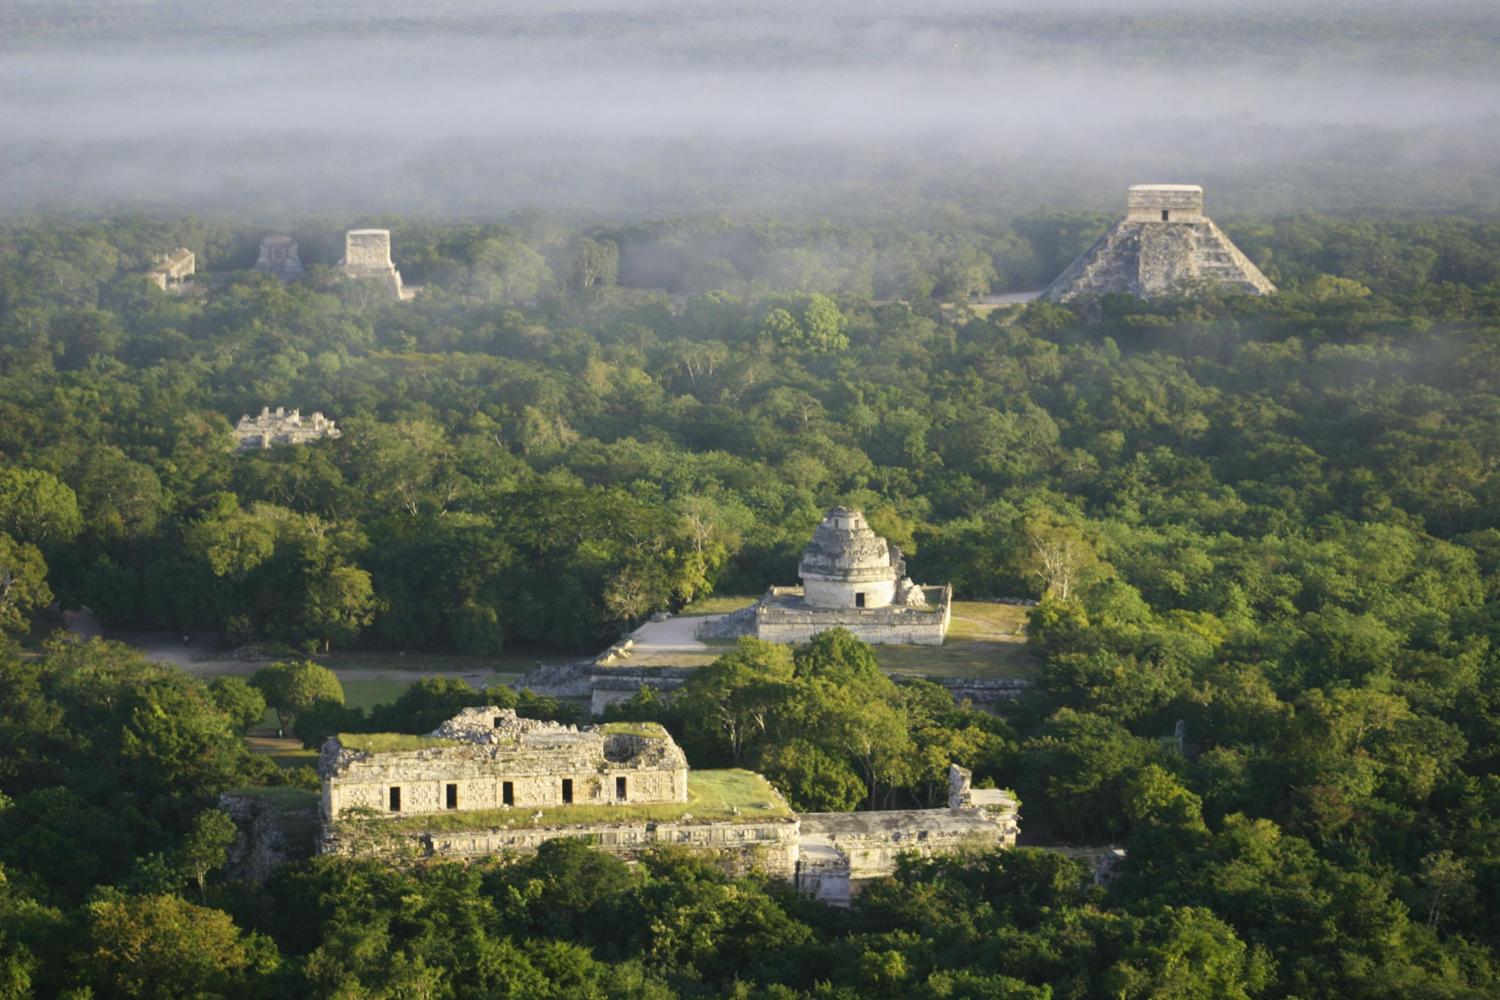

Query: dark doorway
[616,776,627,800]
[1161,209,1170,221]
[389,786,401,812]
[502,781,514,806]
[445,783,458,809]
[855,592,866,608]
[562,778,574,804]
[493,716,504,727]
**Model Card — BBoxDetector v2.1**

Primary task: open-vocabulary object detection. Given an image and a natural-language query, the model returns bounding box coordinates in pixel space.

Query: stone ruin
[254,235,305,281]
[144,247,195,291]
[232,406,341,451]
[318,708,1019,904]
[321,708,689,819]
[1044,184,1276,302]
[340,228,416,301]
[701,507,951,646]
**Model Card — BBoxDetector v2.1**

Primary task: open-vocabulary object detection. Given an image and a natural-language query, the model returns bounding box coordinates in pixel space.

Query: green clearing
[341,678,414,710]
[678,594,758,615]
[378,768,790,834]
[244,734,320,768]
[875,601,1037,679]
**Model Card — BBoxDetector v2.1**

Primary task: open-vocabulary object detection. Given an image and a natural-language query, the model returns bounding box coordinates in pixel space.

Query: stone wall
[219,792,320,883]
[325,814,800,878]
[796,799,1020,905]
[1126,184,1205,222]
[340,228,414,300]
[753,584,952,646]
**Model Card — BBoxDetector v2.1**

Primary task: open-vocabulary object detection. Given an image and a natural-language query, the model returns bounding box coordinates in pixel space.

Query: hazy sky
[2,0,1497,218]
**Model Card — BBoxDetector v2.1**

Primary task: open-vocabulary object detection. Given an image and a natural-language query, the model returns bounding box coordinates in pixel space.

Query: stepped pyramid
[1044,185,1275,302]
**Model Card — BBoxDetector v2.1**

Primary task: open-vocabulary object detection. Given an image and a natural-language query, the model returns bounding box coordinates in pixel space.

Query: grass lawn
[341,678,415,710]
[245,733,321,767]
[376,769,791,834]
[678,594,759,615]
[875,601,1037,680]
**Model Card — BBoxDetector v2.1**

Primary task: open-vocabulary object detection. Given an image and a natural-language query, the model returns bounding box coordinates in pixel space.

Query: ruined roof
[798,507,902,583]
[318,707,688,779]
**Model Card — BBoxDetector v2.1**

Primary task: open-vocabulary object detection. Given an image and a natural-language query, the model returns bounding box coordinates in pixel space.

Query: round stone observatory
[799,507,905,610]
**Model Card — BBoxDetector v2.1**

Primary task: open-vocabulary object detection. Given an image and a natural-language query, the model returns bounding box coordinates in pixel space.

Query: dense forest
[2,207,1500,997]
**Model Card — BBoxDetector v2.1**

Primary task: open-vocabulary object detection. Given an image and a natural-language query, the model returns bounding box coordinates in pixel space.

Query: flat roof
[1129,184,1203,192]
[347,228,390,236]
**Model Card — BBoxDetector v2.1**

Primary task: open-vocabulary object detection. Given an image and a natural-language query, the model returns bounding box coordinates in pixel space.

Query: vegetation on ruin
[597,721,672,739]
[334,733,464,753]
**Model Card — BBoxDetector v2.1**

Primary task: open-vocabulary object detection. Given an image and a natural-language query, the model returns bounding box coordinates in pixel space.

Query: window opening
[855,592,866,608]
[1161,209,1170,221]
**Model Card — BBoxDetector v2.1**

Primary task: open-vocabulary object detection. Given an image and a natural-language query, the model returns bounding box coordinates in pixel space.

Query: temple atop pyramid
[1043,185,1276,302]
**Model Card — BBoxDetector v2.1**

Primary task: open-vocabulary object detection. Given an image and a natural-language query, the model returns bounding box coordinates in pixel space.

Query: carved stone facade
[232,406,341,451]
[1044,184,1276,302]
[319,709,688,822]
[254,235,305,281]
[340,228,415,301]
[701,508,951,645]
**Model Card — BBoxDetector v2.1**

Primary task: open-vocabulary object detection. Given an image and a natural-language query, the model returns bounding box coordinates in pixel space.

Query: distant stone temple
[144,248,195,291]
[702,507,952,645]
[254,235,305,281]
[340,228,415,301]
[319,708,1019,903]
[1044,185,1276,302]
[232,406,341,451]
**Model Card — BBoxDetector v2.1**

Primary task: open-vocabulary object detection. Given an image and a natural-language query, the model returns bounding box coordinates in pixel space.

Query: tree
[303,565,379,652]
[250,660,344,732]
[798,294,849,353]
[0,468,80,545]
[757,738,866,811]
[182,494,277,580]
[207,677,267,735]
[676,639,794,763]
[180,810,239,903]
[1020,513,1100,602]
[568,237,619,291]
[81,894,263,999]
[0,534,50,636]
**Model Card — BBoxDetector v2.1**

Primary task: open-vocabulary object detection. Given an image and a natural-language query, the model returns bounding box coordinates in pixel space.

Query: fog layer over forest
[3,0,1499,218]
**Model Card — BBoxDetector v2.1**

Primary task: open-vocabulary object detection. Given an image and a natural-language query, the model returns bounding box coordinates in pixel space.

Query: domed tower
[798,508,905,610]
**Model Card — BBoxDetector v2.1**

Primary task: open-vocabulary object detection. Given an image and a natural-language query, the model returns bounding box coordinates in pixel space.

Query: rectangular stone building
[320,709,688,821]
